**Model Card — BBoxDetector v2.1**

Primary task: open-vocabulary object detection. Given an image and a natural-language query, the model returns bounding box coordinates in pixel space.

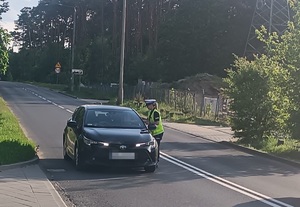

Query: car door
[67,107,85,157]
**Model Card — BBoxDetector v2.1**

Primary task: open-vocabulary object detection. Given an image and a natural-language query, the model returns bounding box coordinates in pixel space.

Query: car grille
[89,144,154,166]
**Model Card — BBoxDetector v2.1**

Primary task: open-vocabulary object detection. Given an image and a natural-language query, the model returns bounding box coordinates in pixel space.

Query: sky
[1,0,39,32]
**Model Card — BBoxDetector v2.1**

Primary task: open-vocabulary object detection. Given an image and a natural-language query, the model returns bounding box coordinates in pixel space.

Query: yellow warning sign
[55,62,61,68]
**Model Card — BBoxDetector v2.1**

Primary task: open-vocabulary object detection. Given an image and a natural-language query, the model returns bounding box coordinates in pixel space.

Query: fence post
[215,95,220,119]
[200,89,205,117]
[184,90,187,109]
[193,93,196,113]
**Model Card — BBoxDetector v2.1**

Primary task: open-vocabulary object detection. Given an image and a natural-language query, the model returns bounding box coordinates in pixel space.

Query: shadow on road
[162,141,300,178]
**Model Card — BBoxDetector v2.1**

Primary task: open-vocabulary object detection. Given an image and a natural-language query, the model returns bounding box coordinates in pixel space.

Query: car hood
[83,127,152,143]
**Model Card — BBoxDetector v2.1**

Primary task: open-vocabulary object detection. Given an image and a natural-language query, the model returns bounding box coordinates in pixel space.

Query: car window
[74,107,85,127]
[84,109,145,129]
[72,107,79,120]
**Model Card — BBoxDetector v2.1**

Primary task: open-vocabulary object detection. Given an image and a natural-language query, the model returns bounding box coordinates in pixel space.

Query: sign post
[71,69,83,75]
[71,69,83,91]
[54,62,61,84]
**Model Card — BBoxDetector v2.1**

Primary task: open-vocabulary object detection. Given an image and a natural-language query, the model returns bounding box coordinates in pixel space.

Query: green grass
[261,137,300,162]
[236,136,300,163]
[27,81,68,91]
[28,82,116,103]
[0,98,36,165]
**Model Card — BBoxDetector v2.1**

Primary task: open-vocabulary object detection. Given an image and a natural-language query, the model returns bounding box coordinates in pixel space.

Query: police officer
[145,99,164,161]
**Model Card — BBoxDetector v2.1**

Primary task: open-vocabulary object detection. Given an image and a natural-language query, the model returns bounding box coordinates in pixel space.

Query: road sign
[55,62,61,68]
[72,69,83,75]
[55,68,60,74]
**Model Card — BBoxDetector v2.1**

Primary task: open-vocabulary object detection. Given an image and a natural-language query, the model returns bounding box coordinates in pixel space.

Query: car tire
[75,143,85,170]
[144,165,156,173]
[63,137,71,160]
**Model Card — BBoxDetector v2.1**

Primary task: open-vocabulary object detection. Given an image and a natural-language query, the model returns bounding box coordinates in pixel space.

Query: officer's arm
[152,111,160,125]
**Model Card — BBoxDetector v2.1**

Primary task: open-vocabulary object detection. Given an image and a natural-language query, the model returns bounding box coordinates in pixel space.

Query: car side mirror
[67,120,77,128]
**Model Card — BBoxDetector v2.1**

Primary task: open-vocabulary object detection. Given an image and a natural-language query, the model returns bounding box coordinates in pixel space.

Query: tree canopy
[8,0,255,85]
[0,0,9,75]
[0,0,8,20]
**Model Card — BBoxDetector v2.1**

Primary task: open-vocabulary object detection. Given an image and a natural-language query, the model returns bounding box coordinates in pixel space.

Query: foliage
[142,0,255,82]
[124,99,227,126]
[0,98,36,165]
[0,0,8,20]
[255,2,300,139]
[133,92,144,109]
[0,27,9,75]
[223,1,300,147]
[223,55,291,147]
[8,0,256,85]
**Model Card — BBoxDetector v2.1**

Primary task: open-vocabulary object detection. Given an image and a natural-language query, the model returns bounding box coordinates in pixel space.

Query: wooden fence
[92,84,231,119]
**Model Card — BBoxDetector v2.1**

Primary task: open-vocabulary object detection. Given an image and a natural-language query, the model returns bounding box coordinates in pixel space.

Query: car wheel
[144,165,156,173]
[63,137,71,160]
[75,143,85,170]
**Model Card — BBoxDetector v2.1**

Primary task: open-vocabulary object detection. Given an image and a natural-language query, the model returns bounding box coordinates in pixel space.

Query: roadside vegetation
[0,98,36,165]
[29,75,300,162]
[2,0,300,165]
[29,81,228,127]
[223,2,300,162]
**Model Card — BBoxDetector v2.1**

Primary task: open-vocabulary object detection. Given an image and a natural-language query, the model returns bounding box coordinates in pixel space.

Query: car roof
[82,104,133,111]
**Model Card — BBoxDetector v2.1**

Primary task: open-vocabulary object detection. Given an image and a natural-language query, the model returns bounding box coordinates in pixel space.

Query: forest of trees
[6,0,256,86]
[0,0,9,75]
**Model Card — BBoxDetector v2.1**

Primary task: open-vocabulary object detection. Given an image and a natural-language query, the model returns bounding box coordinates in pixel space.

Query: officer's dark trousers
[154,133,164,161]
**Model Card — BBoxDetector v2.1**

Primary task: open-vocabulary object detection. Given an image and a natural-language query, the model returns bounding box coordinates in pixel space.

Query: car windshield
[84,108,146,129]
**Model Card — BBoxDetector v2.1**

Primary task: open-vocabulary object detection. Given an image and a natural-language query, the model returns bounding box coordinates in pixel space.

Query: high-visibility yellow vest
[148,109,164,136]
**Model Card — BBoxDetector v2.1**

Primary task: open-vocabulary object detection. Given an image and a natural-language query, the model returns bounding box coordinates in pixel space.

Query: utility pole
[117,0,127,105]
[71,7,77,92]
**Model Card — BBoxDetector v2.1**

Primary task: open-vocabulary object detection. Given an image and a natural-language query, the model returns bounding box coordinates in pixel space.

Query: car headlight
[136,139,156,149]
[83,136,109,146]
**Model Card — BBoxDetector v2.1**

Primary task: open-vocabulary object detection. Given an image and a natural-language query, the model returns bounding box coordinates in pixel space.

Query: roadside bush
[223,55,291,146]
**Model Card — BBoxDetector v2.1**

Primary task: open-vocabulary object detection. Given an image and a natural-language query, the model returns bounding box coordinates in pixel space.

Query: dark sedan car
[63,104,158,172]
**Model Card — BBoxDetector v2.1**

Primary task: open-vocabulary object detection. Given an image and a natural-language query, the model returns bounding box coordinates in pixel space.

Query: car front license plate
[110,152,135,160]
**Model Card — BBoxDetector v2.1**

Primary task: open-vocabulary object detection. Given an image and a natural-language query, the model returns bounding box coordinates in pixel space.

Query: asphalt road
[1,81,300,207]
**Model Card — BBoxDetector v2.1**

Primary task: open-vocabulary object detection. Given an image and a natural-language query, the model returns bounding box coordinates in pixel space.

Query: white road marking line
[161,152,293,207]
[25,89,72,113]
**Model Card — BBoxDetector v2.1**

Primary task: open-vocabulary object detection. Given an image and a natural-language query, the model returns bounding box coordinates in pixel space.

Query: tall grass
[260,136,300,162]
[0,98,36,165]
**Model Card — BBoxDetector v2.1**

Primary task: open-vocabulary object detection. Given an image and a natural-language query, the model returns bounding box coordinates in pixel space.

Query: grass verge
[236,137,300,163]
[0,97,36,165]
[261,137,300,163]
